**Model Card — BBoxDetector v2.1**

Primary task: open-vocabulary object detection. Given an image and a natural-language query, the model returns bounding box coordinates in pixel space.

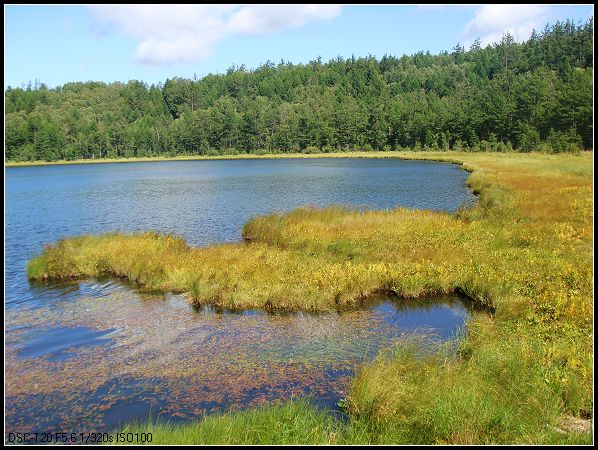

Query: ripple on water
[17,326,118,362]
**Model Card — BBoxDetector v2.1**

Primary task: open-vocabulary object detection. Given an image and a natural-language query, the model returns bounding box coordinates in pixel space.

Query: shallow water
[5,158,477,438]
[5,287,476,436]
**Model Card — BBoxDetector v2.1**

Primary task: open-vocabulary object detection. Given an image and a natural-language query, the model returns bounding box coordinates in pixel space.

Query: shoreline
[5,151,460,167]
[5,149,591,168]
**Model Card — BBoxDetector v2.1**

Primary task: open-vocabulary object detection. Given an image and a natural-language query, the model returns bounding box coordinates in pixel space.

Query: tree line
[4,18,593,161]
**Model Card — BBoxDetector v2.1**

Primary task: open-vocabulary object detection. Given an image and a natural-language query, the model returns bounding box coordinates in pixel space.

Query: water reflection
[17,326,117,362]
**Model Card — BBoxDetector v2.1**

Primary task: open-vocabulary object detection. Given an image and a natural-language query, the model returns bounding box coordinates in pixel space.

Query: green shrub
[547,128,582,153]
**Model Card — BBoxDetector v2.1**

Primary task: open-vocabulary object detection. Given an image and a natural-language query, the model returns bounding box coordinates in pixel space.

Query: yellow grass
[6,150,462,167]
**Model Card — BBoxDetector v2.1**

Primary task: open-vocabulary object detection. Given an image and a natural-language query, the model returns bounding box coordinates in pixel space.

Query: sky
[4,4,594,89]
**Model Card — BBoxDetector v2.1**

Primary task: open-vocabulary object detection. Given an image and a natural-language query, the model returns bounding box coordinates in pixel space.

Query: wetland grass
[110,400,343,445]
[29,151,593,444]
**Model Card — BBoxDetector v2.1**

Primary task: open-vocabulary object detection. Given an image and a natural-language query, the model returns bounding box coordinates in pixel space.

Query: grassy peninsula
[28,151,593,444]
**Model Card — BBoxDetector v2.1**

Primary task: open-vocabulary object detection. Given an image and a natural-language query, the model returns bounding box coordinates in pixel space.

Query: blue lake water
[5,157,478,438]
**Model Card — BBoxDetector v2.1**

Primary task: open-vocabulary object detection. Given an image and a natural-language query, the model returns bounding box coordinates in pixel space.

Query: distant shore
[7,149,590,168]
[4,151,454,167]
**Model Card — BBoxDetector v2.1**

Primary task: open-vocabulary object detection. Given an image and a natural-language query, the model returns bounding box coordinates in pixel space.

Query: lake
[5,157,478,438]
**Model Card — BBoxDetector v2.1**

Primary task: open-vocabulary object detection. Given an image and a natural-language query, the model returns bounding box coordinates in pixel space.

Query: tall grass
[28,151,593,443]
[110,400,343,445]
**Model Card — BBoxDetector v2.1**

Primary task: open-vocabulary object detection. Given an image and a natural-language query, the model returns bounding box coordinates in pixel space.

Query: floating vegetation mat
[5,284,474,435]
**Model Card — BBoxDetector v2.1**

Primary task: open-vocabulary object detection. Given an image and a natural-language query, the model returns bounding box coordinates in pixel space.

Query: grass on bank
[28,151,593,444]
[113,363,591,445]
[111,400,344,445]
[4,147,584,168]
[5,150,465,167]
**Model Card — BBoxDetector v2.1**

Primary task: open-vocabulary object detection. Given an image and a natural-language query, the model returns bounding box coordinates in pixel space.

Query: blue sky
[4,4,594,89]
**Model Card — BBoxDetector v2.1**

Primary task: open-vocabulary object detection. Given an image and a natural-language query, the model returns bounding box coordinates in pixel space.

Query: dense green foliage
[5,19,593,162]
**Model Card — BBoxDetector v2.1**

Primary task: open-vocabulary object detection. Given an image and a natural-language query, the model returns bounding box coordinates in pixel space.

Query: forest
[4,19,593,162]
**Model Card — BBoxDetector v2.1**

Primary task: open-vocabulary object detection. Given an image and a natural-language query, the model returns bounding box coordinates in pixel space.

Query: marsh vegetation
[28,151,593,444]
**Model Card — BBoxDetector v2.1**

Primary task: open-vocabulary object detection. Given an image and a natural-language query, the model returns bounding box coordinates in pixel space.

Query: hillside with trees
[4,19,593,162]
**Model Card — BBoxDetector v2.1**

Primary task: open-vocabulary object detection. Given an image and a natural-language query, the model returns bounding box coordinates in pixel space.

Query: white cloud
[227,5,341,35]
[462,4,552,47]
[88,5,341,66]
